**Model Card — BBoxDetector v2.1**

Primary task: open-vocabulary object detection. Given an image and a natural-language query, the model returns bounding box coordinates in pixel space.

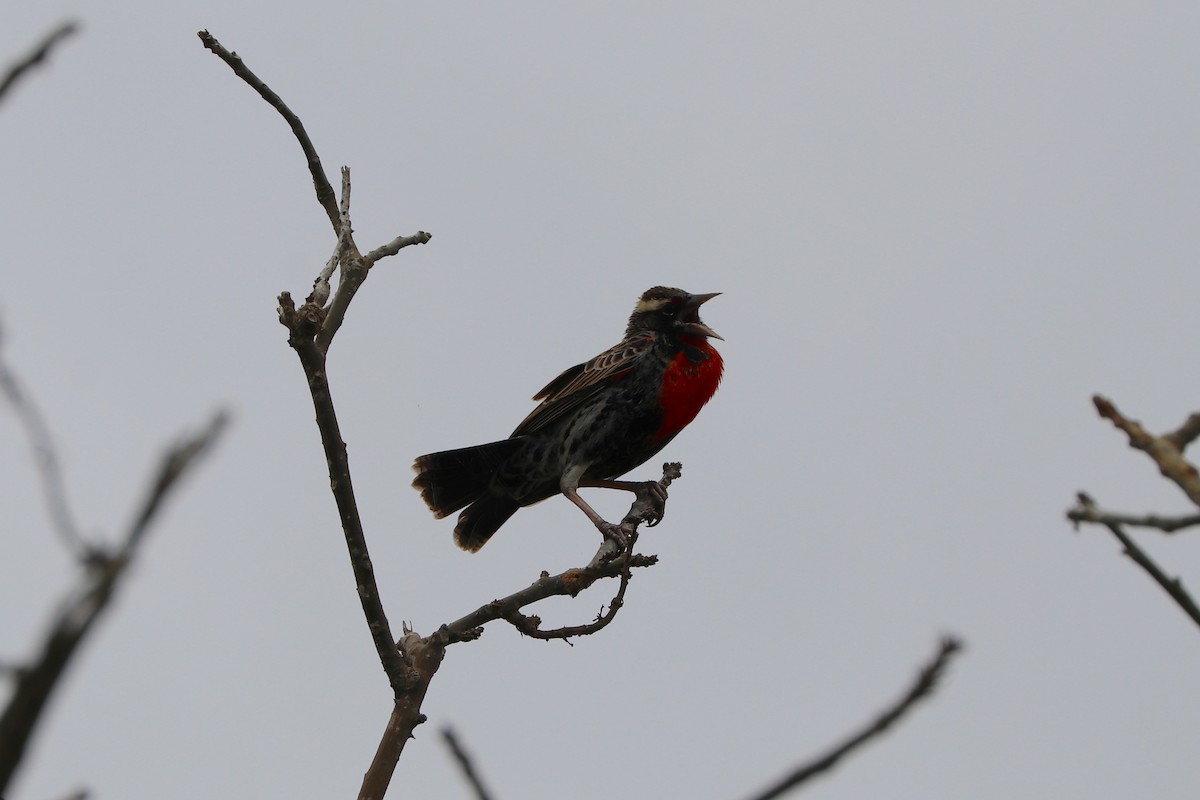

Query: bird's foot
[598,521,630,550]
[634,480,668,527]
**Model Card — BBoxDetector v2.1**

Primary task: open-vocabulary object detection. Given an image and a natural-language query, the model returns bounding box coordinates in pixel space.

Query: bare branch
[0,411,227,793]
[456,551,659,643]
[441,727,496,800]
[196,30,339,231]
[360,630,443,800]
[308,168,353,307]
[0,21,78,105]
[1098,519,1200,629]
[0,323,87,557]
[1164,412,1200,452]
[198,32,431,354]
[312,169,429,351]
[200,30,432,796]
[363,230,433,266]
[1093,396,1200,508]
[441,466,679,643]
[741,637,964,800]
[358,471,673,797]
[277,299,409,696]
[122,410,230,556]
[1066,497,1200,534]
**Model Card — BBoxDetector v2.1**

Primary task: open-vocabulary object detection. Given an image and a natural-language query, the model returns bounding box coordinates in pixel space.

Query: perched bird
[412,286,723,552]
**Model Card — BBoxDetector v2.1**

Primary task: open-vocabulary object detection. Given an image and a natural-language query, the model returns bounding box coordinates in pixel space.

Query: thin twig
[196,30,339,231]
[0,411,227,793]
[363,230,433,266]
[1066,499,1200,535]
[0,326,87,557]
[308,168,353,307]
[1101,521,1200,629]
[442,553,658,643]
[1164,412,1200,452]
[0,21,78,105]
[741,637,964,800]
[122,411,230,556]
[441,727,496,800]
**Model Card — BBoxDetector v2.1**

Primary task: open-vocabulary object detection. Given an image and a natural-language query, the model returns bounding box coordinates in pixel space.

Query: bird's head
[626,286,722,341]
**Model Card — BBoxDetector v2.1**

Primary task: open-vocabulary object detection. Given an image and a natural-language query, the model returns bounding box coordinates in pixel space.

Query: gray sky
[3,3,1199,798]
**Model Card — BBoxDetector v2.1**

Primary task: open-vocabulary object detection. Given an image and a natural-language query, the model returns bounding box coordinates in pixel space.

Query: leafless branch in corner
[1066,497,1200,535]
[0,409,227,793]
[1068,493,1200,629]
[1101,519,1200,629]
[441,727,496,800]
[741,637,963,800]
[1072,398,1200,629]
[0,21,79,106]
[1092,396,1200,508]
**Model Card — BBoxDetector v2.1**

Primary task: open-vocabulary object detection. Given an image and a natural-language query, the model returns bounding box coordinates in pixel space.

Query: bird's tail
[412,439,523,551]
[453,495,521,552]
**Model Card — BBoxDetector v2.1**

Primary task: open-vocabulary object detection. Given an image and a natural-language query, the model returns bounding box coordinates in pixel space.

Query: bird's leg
[561,466,628,547]
[579,478,668,526]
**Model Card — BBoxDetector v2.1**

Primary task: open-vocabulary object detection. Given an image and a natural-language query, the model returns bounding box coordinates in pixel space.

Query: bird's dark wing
[511,336,652,437]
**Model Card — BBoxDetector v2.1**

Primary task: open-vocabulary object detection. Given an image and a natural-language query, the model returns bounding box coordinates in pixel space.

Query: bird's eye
[660,305,678,317]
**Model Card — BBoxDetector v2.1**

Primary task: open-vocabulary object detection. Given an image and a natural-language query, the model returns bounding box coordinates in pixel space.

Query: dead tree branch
[0,410,227,793]
[1066,499,1200,535]
[1068,493,1200,629]
[197,30,430,353]
[359,471,669,799]
[1093,396,1200,508]
[742,637,963,800]
[277,292,410,697]
[0,21,78,106]
[1101,520,1200,629]
[200,26,429,697]
[1073,398,1200,627]
[1164,412,1200,452]
[197,30,339,230]
[0,322,87,557]
[441,727,495,800]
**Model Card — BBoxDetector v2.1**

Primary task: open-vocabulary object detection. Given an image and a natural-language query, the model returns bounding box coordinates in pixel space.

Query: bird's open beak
[681,292,723,340]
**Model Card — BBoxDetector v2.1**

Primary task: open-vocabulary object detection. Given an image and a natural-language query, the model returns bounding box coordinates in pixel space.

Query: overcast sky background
[3,3,1199,799]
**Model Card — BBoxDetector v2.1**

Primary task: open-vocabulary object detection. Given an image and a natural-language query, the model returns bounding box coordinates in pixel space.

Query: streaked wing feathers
[512,336,651,437]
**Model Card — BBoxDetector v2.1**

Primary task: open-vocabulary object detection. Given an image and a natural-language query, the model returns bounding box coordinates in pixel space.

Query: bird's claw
[599,521,630,550]
[637,481,668,527]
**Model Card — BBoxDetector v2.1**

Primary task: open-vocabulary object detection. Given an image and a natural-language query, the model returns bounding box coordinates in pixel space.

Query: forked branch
[1093,395,1200,508]
[0,408,226,793]
[1068,493,1200,630]
[1072,398,1200,630]
[360,472,672,799]
[198,30,430,353]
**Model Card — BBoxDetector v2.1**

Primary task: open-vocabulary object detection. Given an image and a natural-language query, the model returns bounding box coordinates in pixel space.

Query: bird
[412,286,723,552]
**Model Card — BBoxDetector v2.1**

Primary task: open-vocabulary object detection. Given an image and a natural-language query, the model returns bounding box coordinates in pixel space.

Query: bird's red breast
[654,338,723,440]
